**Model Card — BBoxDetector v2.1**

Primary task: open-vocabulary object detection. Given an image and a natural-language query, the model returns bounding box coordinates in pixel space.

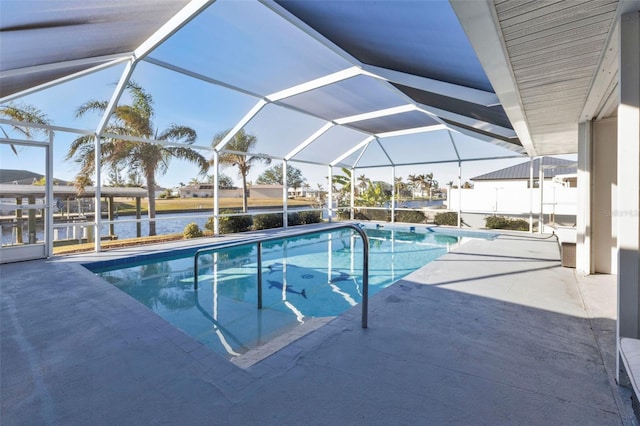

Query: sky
[0,0,576,190]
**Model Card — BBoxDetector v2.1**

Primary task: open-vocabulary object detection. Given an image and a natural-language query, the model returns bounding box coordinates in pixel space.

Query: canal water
[1,210,312,246]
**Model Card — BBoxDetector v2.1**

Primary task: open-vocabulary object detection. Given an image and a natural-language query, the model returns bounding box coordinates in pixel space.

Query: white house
[447,157,577,227]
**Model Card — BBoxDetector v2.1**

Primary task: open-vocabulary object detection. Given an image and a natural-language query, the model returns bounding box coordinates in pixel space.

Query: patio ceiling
[452,0,636,156]
[1,0,631,163]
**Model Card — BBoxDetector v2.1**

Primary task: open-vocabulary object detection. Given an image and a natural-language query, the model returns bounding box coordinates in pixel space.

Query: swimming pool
[87,225,478,361]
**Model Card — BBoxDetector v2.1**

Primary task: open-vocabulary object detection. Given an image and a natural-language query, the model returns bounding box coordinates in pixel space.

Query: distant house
[471,157,577,189]
[288,187,321,198]
[178,184,243,199]
[249,184,282,199]
[178,183,320,200]
[447,157,578,228]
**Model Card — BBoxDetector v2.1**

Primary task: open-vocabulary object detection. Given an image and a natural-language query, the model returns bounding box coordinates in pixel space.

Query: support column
[213,150,219,235]
[94,136,102,252]
[539,159,544,234]
[617,10,640,381]
[529,157,534,233]
[15,197,23,244]
[327,166,333,223]
[28,196,36,244]
[46,131,54,256]
[107,196,115,238]
[282,159,288,228]
[457,161,462,228]
[135,197,142,238]
[576,122,593,274]
[391,166,396,223]
[350,168,355,221]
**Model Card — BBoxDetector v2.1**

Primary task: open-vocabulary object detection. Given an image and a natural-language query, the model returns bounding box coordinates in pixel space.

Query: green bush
[287,211,321,226]
[485,216,529,231]
[354,208,389,222]
[336,208,351,220]
[287,212,301,226]
[183,222,203,239]
[434,211,459,226]
[206,211,253,234]
[298,210,322,225]
[253,213,283,230]
[394,210,426,224]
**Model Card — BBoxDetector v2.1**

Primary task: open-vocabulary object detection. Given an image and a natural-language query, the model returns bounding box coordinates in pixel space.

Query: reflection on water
[91,228,457,360]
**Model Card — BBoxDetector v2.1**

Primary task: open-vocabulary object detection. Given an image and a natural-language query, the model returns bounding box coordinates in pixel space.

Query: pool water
[88,226,465,360]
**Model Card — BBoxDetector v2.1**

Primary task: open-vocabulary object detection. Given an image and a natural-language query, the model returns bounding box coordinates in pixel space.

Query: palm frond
[158,124,197,144]
[75,100,109,118]
[165,146,208,174]
[0,102,51,138]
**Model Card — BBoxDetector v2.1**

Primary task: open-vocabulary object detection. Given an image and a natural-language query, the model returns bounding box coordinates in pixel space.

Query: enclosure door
[0,138,53,264]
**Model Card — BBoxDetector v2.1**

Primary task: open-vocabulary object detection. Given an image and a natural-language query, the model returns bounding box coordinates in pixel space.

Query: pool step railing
[193,223,370,328]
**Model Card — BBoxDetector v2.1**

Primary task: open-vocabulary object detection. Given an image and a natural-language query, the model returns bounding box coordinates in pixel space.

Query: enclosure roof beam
[144,57,264,99]
[0,55,131,104]
[356,155,526,169]
[133,0,215,61]
[376,137,395,166]
[266,66,361,102]
[213,99,268,151]
[334,104,417,125]
[285,122,335,160]
[376,124,448,138]
[352,138,372,169]
[447,130,461,162]
[331,136,374,166]
[362,64,499,107]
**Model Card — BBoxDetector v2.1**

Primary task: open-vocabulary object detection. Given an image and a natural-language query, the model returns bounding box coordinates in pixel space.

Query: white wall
[447,180,577,217]
[592,118,618,274]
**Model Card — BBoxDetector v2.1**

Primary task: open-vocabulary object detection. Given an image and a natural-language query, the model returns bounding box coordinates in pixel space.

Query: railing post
[192,223,369,327]
[194,252,199,290]
[257,242,263,309]
[351,224,369,329]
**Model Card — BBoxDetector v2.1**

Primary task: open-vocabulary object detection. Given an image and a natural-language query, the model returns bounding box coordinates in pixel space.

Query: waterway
[1,202,443,246]
[1,209,314,246]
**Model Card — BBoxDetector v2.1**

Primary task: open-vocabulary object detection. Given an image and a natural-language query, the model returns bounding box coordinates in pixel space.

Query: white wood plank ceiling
[493,0,619,155]
[453,0,630,156]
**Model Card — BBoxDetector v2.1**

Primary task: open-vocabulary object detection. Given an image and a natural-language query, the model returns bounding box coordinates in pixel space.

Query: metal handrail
[193,223,370,328]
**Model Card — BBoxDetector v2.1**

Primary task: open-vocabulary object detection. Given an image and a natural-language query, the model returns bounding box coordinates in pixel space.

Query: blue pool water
[87,225,480,360]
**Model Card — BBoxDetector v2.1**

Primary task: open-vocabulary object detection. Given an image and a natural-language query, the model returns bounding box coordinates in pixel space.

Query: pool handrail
[193,223,370,328]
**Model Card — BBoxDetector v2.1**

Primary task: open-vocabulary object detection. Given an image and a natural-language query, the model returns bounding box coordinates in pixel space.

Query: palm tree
[0,102,51,155]
[422,172,436,200]
[394,176,405,199]
[357,174,369,196]
[212,129,270,213]
[66,81,208,236]
[407,174,419,199]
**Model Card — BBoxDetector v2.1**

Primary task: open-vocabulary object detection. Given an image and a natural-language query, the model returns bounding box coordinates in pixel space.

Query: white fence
[445,186,577,229]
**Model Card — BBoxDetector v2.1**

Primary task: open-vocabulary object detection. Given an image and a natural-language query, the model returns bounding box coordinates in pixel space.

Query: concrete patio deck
[1,228,637,425]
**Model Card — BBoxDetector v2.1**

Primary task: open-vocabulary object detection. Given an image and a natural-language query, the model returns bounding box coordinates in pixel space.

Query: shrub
[253,213,283,230]
[287,212,301,226]
[336,208,351,220]
[288,210,322,226]
[299,210,322,224]
[485,215,529,231]
[394,210,426,224]
[354,208,389,222]
[434,211,458,226]
[206,211,253,234]
[183,222,203,239]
